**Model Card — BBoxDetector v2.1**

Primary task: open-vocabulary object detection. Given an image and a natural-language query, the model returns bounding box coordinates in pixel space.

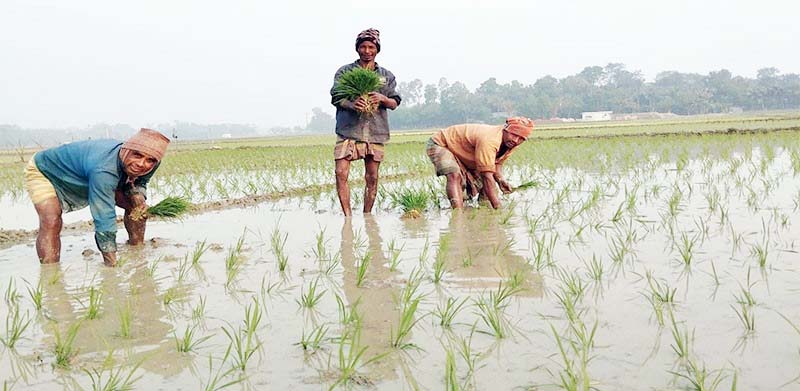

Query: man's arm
[89,175,119,266]
[481,172,502,209]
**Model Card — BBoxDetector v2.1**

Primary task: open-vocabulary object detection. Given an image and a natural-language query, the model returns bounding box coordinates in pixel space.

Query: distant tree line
[368,64,799,129]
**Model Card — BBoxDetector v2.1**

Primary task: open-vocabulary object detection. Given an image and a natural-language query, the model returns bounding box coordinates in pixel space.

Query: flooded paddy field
[0,120,799,390]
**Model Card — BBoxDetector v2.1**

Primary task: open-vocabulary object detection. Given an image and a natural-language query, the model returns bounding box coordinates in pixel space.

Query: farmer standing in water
[24,128,170,266]
[330,28,402,216]
[425,117,535,209]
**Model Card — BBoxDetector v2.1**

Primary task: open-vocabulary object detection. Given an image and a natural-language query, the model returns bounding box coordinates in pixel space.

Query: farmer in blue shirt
[24,128,170,266]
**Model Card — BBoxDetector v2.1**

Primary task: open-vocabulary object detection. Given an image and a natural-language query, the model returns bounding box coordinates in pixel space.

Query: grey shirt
[330,61,401,143]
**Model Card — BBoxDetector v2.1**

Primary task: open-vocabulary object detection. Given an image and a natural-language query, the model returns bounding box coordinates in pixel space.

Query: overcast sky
[1,0,798,129]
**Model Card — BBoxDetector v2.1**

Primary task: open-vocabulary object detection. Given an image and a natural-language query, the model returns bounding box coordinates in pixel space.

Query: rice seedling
[224,246,243,289]
[550,323,593,391]
[645,271,676,305]
[676,232,699,266]
[295,323,329,351]
[321,253,342,276]
[433,297,468,328]
[731,304,755,333]
[530,233,557,270]
[145,256,163,277]
[162,287,179,306]
[147,196,191,218]
[443,345,463,391]
[355,253,370,288]
[669,358,726,391]
[297,278,326,309]
[192,295,207,321]
[734,269,756,306]
[474,294,508,338]
[53,321,82,368]
[84,362,142,391]
[669,314,692,361]
[222,322,260,372]
[84,286,103,320]
[191,240,209,265]
[331,322,369,389]
[270,226,289,272]
[176,255,191,284]
[431,256,447,284]
[386,239,403,271]
[335,294,362,326]
[174,325,213,353]
[556,267,587,300]
[311,227,330,262]
[749,229,769,268]
[331,67,384,114]
[25,279,43,312]
[463,248,479,268]
[1,306,31,349]
[582,254,604,282]
[391,297,425,349]
[455,327,480,377]
[116,300,133,338]
[399,267,425,306]
[4,277,20,305]
[201,344,244,391]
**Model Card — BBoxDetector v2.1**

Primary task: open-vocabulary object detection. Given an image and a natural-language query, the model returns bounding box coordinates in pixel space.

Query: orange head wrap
[122,128,170,161]
[503,117,535,139]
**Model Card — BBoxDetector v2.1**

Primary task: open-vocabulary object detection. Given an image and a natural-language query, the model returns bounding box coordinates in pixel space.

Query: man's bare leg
[363,156,380,214]
[445,172,464,209]
[335,159,353,216]
[34,198,63,264]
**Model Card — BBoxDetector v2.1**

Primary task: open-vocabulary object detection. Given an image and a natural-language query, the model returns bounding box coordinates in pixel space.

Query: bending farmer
[330,28,401,216]
[24,128,170,266]
[426,117,534,209]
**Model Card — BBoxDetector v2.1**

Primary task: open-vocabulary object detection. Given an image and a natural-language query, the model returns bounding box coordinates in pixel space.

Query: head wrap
[122,128,170,161]
[355,28,381,52]
[503,117,535,139]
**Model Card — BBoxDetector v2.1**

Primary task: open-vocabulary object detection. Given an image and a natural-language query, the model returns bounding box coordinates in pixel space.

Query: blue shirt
[34,139,158,253]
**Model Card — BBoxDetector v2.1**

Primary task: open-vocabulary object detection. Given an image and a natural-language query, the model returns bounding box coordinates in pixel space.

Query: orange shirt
[432,124,513,173]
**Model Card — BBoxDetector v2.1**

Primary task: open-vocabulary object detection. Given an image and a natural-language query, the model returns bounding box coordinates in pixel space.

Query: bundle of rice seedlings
[147,197,192,218]
[389,188,430,219]
[332,67,384,114]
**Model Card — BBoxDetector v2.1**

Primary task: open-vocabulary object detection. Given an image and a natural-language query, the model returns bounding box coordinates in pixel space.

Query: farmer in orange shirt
[425,117,534,209]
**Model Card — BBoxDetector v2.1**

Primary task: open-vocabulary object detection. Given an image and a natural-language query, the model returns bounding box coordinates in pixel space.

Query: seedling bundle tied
[332,67,384,115]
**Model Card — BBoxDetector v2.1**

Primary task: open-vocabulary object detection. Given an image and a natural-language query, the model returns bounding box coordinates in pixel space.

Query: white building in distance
[581,111,613,121]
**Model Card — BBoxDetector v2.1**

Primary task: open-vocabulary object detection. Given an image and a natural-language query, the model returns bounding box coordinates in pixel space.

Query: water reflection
[339,216,400,383]
[39,259,190,377]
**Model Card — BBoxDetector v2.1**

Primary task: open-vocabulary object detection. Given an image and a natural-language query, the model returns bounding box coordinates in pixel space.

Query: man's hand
[101,251,117,267]
[497,178,513,194]
[368,92,398,110]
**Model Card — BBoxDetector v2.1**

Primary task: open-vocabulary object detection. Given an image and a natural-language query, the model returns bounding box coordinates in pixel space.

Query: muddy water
[0,149,799,390]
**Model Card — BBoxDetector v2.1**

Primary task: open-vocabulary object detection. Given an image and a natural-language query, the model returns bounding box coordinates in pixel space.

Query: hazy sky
[1,0,798,129]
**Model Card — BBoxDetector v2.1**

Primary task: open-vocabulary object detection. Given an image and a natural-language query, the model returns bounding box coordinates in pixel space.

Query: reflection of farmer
[426,117,534,209]
[339,216,399,378]
[439,210,542,295]
[24,129,170,266]
[331,28,401,216]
